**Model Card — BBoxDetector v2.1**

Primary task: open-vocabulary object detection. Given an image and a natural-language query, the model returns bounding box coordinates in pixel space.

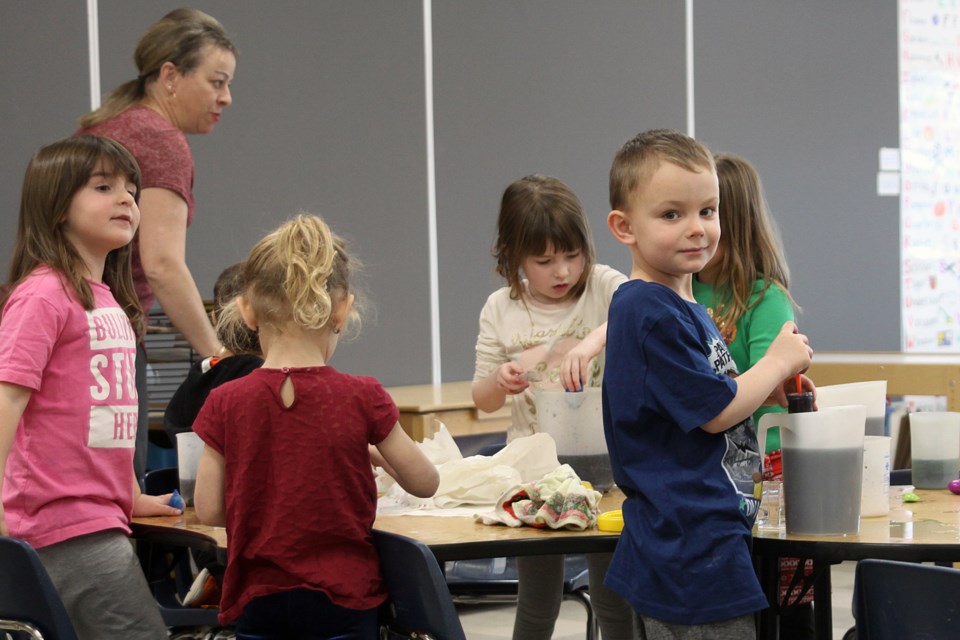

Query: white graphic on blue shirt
[708,334,761,521]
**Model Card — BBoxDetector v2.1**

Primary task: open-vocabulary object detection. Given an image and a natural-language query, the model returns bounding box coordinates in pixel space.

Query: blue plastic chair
[374,529,466,640]
[854,559,960,639]
[0,536,79,639]
[138,466,221,628]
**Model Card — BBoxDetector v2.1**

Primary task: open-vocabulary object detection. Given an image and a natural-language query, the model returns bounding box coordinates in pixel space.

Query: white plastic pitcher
[175,432,204,507]
[758,404,866,535]
[535,388,613,492]
[815,381,887,436]
[909,412,960,489]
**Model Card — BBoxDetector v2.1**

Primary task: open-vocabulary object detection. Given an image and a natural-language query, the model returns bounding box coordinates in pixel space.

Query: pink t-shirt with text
[0,267,139,548]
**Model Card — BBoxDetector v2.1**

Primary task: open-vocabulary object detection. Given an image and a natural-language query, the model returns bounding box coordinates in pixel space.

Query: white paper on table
[376,431,561,514]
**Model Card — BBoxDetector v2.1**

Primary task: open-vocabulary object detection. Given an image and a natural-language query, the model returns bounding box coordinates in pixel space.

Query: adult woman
[78,8,237,478]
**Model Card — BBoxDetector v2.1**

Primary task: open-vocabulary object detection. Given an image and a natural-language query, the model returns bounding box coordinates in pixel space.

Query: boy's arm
[701,322,812,434]
[0,383,31,536]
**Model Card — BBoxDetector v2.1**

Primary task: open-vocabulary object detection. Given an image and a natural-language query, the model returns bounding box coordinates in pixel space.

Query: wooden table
[385,381,511,441]
[130,489,625,565]
[132,487,960,640]
[372,489,625,561]
[808,352,960,410]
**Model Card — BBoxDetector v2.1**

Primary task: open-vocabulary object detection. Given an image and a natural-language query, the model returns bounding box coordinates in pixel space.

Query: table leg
[813,558,833,640]
[756,553,779,640]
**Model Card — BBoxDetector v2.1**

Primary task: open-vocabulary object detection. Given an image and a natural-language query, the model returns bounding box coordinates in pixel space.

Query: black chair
[0,536,79,640]
[138,466,220,627]
[854,559,960,639]
[445,442,599,640]
[889,468,912,485]
[143,465,180,496]
[374,530,467,640]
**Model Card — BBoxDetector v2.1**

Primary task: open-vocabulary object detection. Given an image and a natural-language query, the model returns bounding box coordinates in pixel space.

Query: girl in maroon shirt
[193,214,438,639]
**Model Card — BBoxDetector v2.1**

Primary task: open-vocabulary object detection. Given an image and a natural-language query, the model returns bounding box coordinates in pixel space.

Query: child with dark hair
[164,262,263,443]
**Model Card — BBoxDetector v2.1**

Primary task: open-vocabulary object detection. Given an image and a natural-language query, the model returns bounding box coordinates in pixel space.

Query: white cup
[175,432,204,506]
[861,436,891,517]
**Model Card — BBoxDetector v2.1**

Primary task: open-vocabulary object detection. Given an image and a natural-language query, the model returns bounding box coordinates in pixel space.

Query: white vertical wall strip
[685,0,695,137]
[423,0,442,385]
[87,0,101,110]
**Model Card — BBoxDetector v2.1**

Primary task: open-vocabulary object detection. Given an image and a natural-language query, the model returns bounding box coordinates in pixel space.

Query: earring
[333,327,341,335]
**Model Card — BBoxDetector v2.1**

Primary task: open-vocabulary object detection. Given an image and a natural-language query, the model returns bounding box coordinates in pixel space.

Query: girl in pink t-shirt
[192,214,439,637]
[0,135,182,640]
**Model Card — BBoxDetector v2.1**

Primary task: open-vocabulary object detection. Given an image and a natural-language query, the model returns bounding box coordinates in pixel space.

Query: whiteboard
[900,0,960,351]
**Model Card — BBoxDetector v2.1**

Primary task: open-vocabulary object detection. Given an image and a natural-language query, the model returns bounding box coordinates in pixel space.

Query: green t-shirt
[693,277,794,453]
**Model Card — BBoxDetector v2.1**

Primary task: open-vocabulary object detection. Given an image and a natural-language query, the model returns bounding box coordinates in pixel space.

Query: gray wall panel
[433,1,687,381]
[95,1,432,384]
[0,2,89,269]
[695,1,900,351]
[0,1,910,388]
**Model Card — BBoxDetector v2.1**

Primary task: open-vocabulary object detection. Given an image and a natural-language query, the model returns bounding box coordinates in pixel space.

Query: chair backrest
[373,530,466,640]
[855,559,960,639]
[143,466,180,495]
[0,536,79,640]
[888,468,912,486]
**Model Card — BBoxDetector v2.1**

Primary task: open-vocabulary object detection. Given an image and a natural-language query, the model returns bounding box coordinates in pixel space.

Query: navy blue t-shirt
[602,279,767,624]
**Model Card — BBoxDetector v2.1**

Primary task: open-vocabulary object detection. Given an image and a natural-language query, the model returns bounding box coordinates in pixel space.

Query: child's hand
[769,373,817,408]
[765,322,813,377]
[497,362,529,395]
[133,492,184,517]
[559,336,602,391]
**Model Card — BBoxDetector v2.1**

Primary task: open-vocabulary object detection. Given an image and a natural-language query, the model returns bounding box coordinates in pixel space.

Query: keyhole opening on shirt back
[280,374,295,408]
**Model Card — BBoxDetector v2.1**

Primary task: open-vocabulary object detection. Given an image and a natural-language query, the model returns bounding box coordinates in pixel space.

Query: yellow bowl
[597,509,624,532]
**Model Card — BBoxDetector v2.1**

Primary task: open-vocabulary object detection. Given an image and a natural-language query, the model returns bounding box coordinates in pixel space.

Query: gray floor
[456,561,856,639]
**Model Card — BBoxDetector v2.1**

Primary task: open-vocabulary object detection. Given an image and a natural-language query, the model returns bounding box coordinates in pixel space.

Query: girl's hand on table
[133,492,184,517]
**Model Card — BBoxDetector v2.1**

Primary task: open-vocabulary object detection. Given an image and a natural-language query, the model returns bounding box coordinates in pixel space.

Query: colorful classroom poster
[900,0,960,351]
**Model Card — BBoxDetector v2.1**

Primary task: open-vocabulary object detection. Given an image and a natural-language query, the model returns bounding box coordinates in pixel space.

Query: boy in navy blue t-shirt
[602,129,815,638]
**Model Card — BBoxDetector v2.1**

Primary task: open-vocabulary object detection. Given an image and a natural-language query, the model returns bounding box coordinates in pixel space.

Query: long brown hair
[79,8,237,128]
[4,135,145,337]
[494,175,595,301]
[707,153,794,334]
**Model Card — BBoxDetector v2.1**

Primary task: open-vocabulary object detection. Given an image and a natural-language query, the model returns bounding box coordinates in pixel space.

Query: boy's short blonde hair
[609,129,715,211]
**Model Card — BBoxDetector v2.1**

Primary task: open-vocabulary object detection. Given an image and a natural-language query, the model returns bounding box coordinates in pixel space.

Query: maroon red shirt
[194,366,398,624]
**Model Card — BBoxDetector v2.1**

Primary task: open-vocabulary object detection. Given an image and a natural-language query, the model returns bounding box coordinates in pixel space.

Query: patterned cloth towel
[475,464,602,530]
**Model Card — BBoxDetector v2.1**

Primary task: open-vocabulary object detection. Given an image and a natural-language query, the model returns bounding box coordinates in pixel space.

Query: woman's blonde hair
[217,214,359,345]
[494,175,595,301]
[3,135,144,337]
[79,8,237,128]
[709,153,794,336]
